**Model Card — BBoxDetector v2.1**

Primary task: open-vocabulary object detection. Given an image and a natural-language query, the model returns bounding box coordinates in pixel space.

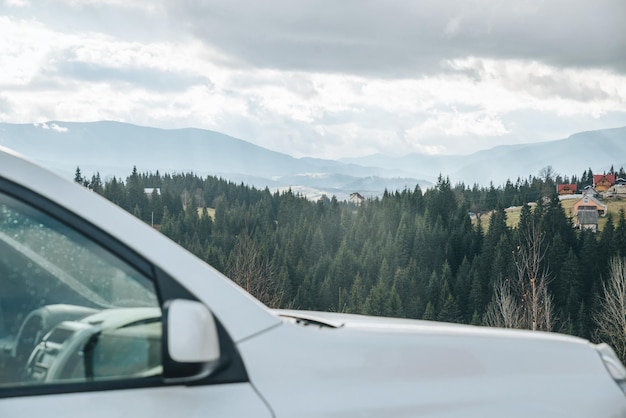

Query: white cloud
[0,3,624,160]
[34,122,68,132]
[445,57,626,116]
[0,17,53,86]
[4,0,29,7]
[413,110,509,139]
[57,0,159,13]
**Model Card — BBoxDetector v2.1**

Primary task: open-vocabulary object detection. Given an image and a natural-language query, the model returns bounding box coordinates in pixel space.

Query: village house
[606,184,626,199]
[605,177,626,199]
[573,194,608,216]
[349,192,365,205]
[573,193,608,231]
[144,188,161,198]
[593,174,615,192]
[582,185,599,197]
[557,184,577,195]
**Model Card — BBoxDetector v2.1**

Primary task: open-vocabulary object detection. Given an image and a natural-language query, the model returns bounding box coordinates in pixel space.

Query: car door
[0,181,272,418]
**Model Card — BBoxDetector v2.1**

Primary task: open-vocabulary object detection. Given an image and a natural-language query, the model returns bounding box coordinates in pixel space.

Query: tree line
[74,166,626,354]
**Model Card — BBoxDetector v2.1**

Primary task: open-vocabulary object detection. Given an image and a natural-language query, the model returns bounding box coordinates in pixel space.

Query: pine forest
[74,166,626,360]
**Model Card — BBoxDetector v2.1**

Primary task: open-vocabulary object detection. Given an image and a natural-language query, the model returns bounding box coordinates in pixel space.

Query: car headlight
[597,342,626,396]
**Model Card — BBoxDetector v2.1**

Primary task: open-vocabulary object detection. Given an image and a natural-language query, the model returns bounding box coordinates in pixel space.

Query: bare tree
[226,230,284,308]
[483,278,525,329]
[538,165,559,197]
[484,216,555,331]
[515,218,554,331]
[595,257,626,361]
[538,165,557,182]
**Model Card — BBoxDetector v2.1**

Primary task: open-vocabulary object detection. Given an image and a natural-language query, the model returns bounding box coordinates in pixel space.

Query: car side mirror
[163,299,221,381]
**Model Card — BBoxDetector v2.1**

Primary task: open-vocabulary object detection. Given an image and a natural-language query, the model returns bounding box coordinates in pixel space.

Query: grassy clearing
[197,207,216,220]
[475,204,535,230]
[476,198,626,232]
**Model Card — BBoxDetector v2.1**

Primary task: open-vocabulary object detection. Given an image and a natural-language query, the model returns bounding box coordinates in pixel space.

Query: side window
[0,192,162,388]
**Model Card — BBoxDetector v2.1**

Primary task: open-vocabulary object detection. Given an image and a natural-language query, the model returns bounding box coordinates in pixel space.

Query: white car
[0,146,624,417]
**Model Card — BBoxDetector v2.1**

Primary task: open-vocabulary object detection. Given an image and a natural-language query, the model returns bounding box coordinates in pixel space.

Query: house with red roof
[557,184,577,195]
[593,174,615,192]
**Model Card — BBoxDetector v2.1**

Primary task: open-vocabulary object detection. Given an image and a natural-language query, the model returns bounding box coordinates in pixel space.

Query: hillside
[478,198,626,232]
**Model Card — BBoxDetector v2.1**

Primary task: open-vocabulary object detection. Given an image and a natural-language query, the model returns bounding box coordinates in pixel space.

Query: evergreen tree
[90,172,103,194]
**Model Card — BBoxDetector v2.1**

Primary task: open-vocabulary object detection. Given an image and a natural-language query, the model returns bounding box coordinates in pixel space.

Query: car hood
[273,309,584,343]
[238,310,626,417]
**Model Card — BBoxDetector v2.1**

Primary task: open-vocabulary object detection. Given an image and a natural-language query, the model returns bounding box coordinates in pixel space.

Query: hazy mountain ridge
[344,127,626,185]
[0,121,430,200]
[0,121,624,199]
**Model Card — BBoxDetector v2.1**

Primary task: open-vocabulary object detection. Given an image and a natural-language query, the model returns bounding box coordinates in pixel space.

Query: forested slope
[76,167,626,343]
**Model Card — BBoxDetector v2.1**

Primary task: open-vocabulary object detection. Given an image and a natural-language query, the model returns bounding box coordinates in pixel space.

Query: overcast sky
[1,0,625,159]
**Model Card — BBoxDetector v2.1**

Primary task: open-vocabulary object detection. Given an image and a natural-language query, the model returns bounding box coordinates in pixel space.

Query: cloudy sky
[1,0,625,159]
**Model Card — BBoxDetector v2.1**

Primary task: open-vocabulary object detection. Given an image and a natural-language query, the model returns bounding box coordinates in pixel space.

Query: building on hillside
[349,192,365,205]
[576,209,599,232]
[593,174,615,192]
[605,182,626,199]
[573,194,608,217]
[557,184,577,195]
[144,188,161,198]
[582,185,599,197]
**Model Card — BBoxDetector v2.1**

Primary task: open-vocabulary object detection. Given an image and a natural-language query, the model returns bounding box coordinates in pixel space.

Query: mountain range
[0,121,624,200]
